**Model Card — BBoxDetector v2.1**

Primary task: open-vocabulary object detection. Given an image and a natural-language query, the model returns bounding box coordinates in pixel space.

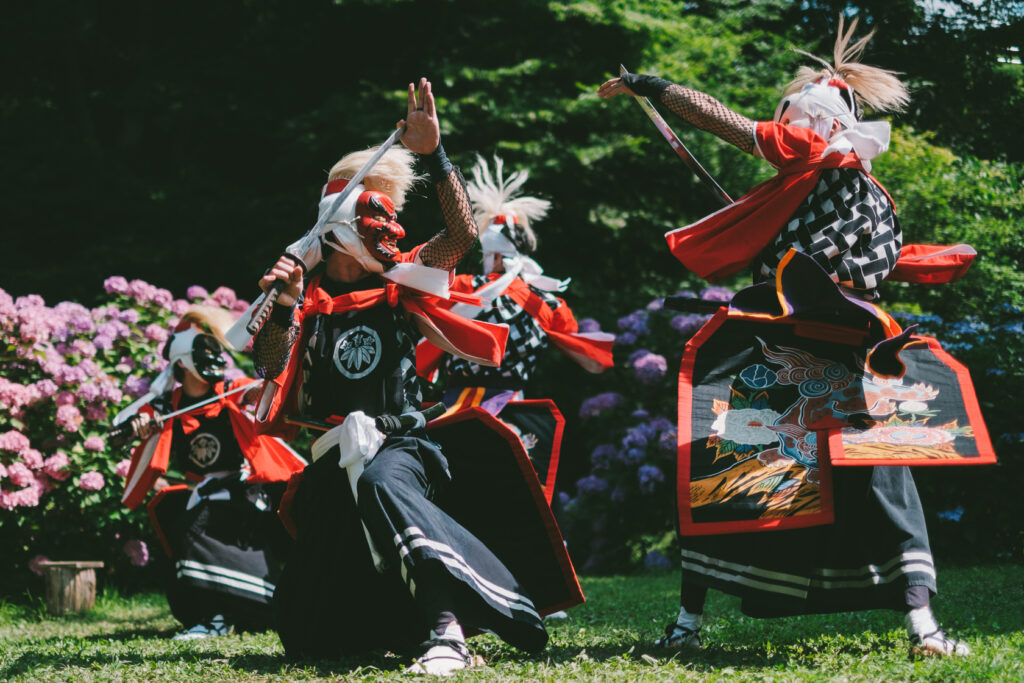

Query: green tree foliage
[1,0,1021,577]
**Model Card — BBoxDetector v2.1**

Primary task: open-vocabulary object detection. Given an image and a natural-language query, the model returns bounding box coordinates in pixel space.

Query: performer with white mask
[599,17,971,658]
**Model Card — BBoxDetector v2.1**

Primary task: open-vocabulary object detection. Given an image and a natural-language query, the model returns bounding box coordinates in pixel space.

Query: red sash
[257,273,509,440]
[121,378,305,509]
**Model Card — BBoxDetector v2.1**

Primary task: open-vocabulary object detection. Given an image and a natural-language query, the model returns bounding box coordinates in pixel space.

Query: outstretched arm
[397,78,477,271]
[598,74,757,155]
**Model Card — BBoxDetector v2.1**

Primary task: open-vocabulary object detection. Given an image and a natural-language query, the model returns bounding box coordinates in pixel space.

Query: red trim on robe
[665,121,894,282]
[256,253,509,440]
[416,273,613,379]
[121,377,306,510]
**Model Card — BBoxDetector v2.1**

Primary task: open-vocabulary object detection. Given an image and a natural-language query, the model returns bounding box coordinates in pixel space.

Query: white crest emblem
[333,325,382,379]
[189,432,221,468]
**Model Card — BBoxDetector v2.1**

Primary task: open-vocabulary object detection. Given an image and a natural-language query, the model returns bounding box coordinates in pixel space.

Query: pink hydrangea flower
[7,462,34,487]
[83,436,105,452]
[123,539,150,567]
[21,448,44,470]
[79,471,105,491]
[55,404,83,432]
[77,383,101,402]
[231,299,250,313]
[210,286,237,308]
[0,430,31,453]
[144,324,169,343]
[28,554,51,576]
[54,391,76,406]
[152,288,174,308]
[119,309,140,324]
[170,300,190,315]
[115,458,132,478]
[43,452,72,481]
[104,276,129,295]
[85,404,108,421]
[187,285,208,300]
[128,279,156,303]
[0,462,7,479]
[33,379,58,397]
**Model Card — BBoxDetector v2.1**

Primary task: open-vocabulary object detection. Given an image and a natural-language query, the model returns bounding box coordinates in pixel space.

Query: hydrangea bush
[0,278,248,594]
[559,287,726,573]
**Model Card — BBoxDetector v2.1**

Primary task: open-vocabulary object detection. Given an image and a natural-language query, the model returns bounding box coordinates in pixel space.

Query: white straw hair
[176,305,235,348]
[327,145,422,211]
[467,155,550,253]
[785,15,909,114]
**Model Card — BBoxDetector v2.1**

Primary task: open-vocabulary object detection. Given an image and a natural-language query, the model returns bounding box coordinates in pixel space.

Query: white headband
[776,79,891,171]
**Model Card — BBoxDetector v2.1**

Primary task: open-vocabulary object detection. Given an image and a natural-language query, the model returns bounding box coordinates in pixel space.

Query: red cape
[417,273,614,379]
[121,377,306,510]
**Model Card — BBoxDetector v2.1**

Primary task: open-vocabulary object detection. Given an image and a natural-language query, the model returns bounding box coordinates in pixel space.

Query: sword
[235,126,408,342]
[107,381,262,446]
[619,65,733,207]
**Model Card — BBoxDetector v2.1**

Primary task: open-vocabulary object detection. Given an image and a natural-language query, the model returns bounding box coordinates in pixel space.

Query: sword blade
[619,65,733,207]
[308,125,407,241]
[159,381,262,422]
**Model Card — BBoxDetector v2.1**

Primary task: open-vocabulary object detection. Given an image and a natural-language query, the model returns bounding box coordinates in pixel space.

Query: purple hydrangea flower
[631,408,650,420]
[671,313,710,337]
[617,310,649,336]
[579,392,624,419]
[700,285,733,302]
[616,331,637,345]
[658,428,678,455]
[644,550,672,570]
[619,447,646,465]
[633,352,667,384]
[589,444,617,471]
[104,276,129,295]
[577,318,601,333]
[576,475,609,496]
[622,427,649,450]
[638,464,665,493]
[187,285,209,300]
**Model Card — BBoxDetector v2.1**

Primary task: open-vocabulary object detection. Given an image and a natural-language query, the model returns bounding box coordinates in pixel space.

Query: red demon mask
[355,191,404,263]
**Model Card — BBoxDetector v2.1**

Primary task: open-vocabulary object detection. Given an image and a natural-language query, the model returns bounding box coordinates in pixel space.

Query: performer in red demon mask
[416,156,614,502]
[599,18,984,658]
[117,306,305,640]
[252,79,581,675]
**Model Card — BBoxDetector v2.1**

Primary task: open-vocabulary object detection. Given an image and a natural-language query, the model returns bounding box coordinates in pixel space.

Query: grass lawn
[1,564,1022,681]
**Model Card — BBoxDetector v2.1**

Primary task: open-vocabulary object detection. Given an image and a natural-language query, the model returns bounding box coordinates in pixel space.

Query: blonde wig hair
[175,305,235,348]
[467,155,551,254]
[785,16,910,115]
[327,145,421,211]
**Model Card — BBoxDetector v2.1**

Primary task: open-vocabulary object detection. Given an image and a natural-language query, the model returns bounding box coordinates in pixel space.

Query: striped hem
[176,559,275,598]
[393,526,539,621]
[681,548,935,598]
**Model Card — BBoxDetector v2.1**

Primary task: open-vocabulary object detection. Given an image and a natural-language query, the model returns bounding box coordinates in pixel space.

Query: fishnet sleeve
[416,166,478,271]
[252,315,298,381]
[660,84,756,154]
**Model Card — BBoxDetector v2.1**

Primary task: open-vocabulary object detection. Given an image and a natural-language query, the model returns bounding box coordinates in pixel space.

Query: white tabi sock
[432,617,465,643]
[675,605,703,631]
[905,606,939,637]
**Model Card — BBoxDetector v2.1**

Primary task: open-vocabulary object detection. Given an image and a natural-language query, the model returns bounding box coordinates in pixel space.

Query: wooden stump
[38,561,104,616]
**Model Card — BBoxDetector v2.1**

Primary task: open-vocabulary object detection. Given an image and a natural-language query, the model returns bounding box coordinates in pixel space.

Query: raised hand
[397,77,440,155]
[597,77,635,99]
[259,255,303,307]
